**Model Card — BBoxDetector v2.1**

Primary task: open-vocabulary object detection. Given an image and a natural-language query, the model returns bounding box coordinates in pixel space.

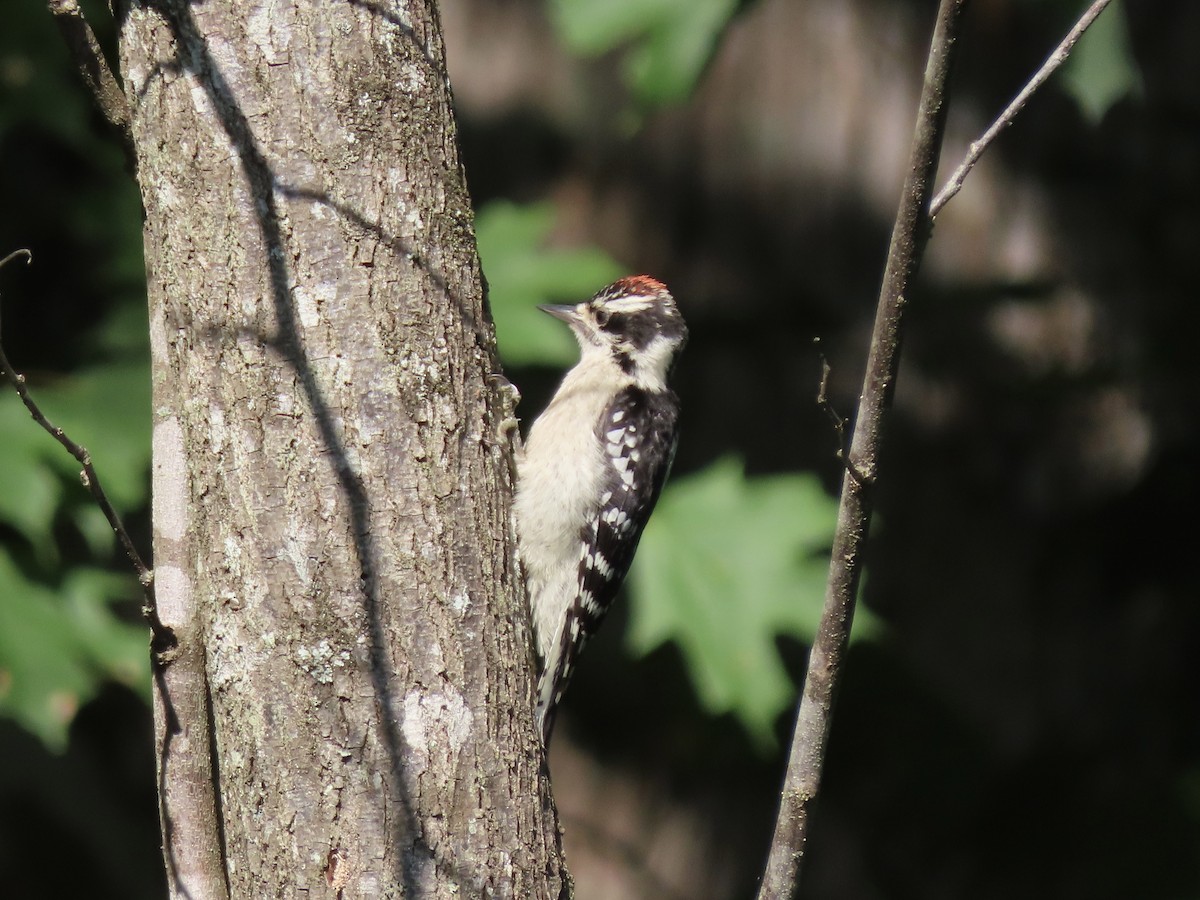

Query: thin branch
[45,0,135,151]
[0,250,173,653]
[756,1,970,897]
[814,346,844,441]
[814,345,870,488]
[930,0,1114,217]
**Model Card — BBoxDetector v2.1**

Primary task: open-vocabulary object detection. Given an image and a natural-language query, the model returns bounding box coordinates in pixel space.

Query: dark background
[1,0,1197,897]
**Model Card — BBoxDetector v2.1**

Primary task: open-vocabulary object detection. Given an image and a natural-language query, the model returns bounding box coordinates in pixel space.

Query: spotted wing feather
[536,386,680,743]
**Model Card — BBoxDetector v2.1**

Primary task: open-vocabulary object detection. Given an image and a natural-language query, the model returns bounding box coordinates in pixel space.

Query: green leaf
[61,567,151,698]
[0,547,147,749]
[0,396,64,555]
[1060,1,1141,124]
[477,200,623,367]
[71,503,122,561]
[549,0,738,107]
[627,457,881,748]
[623,0,738,105]
[0,310,149,563]
[35,359,152,512]
[550,0,669,52]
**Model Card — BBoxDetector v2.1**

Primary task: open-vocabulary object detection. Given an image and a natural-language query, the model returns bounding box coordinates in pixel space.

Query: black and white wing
[535,385,680,743]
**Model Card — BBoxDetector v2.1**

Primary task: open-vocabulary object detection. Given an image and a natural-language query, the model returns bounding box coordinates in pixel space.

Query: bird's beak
[538,303,580,325]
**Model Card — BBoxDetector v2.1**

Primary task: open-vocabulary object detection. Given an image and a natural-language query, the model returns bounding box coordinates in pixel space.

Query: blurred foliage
[478,199,623,367]
[548,0,740,108]
[1060,0,1141,123]
[0,0,149,750]
[0,311,152,749]
[628,457,877,748]
[0,550,147,750]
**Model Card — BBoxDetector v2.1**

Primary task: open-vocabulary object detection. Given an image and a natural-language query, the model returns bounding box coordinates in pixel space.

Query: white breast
[515,354,626,662]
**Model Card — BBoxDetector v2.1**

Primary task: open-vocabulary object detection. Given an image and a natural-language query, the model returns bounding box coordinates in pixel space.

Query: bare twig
[0,250,172,653]
[814,345,869,488]
[756,2,969,897]
[931,0,1114,217]
[45,0,134,151]
[0,250,31,272]
[814,346,844,440]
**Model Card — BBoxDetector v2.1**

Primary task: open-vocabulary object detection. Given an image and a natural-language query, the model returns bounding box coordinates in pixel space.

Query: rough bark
[117,0,568,896]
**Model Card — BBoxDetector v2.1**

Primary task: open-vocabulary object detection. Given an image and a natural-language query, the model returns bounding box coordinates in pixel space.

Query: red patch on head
[612,274,668,296]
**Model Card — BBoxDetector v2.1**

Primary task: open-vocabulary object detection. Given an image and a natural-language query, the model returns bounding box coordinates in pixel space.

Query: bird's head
[540,275,687,390]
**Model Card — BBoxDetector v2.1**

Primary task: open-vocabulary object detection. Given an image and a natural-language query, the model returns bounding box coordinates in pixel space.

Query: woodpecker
[514,275,687,745]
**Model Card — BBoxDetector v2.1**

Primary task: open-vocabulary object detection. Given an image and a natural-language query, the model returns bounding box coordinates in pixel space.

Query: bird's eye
[594,307,612,327]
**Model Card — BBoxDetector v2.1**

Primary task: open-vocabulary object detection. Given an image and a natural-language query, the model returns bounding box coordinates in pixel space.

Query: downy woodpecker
[514,275,687,744]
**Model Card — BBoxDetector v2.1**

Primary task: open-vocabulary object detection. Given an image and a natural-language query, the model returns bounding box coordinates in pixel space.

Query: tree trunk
[118,1,568,895]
